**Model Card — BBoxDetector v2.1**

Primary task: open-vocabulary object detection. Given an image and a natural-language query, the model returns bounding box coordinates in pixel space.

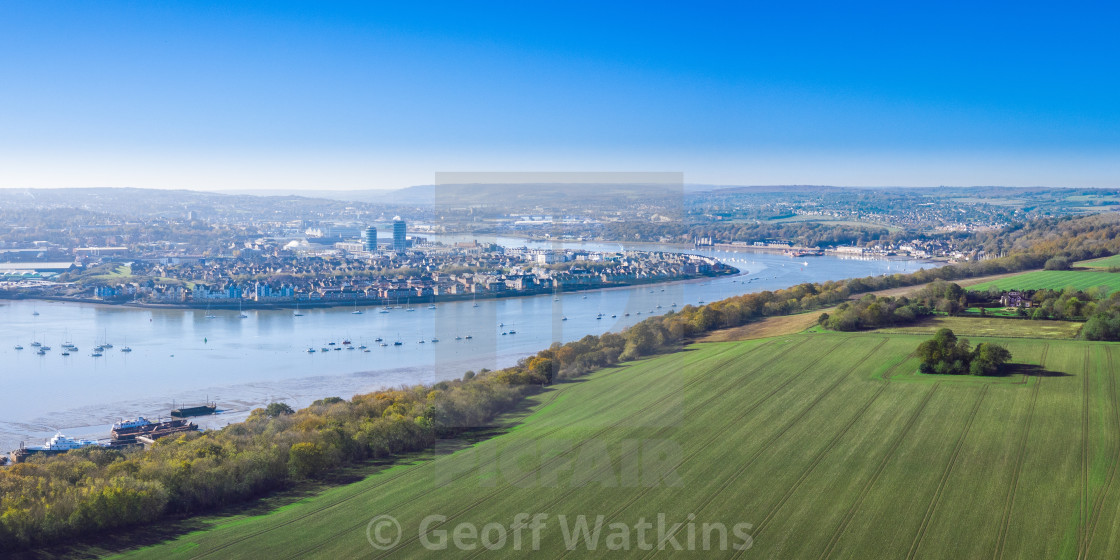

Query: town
[0,216,737,307]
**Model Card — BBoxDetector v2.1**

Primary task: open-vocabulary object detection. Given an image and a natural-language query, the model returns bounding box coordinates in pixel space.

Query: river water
[0,239,935,451]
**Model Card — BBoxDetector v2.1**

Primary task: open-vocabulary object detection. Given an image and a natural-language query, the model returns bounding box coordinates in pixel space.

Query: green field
[968,269,1120,294]
[1078,255,1120,269]
[874,315,1084,339]
[102,331,1120,559]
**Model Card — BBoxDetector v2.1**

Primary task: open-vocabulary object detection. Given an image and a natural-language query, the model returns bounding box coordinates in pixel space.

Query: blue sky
[1,1,1118,189]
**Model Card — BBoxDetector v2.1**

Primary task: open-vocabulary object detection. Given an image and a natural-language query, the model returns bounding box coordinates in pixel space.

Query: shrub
[1044,256,1073,270]
[264,402,295,417]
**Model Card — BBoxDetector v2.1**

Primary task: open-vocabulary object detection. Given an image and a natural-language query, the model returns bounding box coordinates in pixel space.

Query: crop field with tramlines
[967,270,1120,294]
[1077,255,1120,269]
[108,331,1120,559]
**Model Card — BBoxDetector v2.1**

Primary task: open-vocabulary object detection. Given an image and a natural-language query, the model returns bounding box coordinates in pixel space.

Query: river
[0,239,936,451]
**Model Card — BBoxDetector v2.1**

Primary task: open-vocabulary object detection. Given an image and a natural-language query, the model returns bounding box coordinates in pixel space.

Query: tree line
[815,281,978,331]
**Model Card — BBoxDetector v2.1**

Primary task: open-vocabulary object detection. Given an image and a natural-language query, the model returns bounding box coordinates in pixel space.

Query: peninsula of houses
[0,219,737,309]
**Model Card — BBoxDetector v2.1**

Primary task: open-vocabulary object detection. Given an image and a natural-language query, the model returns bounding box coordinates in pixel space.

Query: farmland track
[349,338,837,560]
[881,350,917,381]
[740,382,890,551]
[638,338,891,560]
[1081,346,1120,560]
[992,345,1046,560]
[818,382,941,560]
[191,342,761,560]
[905,384,990,560]
[502,337,874,560]
[1080,346,1091,557]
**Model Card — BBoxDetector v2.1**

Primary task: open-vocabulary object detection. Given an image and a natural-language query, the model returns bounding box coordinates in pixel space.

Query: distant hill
[0,188,390,220]
[223,183,686,206]
[227,183,859,203]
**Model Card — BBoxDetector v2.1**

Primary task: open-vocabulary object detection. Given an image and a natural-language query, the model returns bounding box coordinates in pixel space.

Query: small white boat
[14,345,23,350]
[120,347,132,352]
[29,432,108,452]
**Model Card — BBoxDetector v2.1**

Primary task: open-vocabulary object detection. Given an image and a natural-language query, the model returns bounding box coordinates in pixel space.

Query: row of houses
[88,253,730,304]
